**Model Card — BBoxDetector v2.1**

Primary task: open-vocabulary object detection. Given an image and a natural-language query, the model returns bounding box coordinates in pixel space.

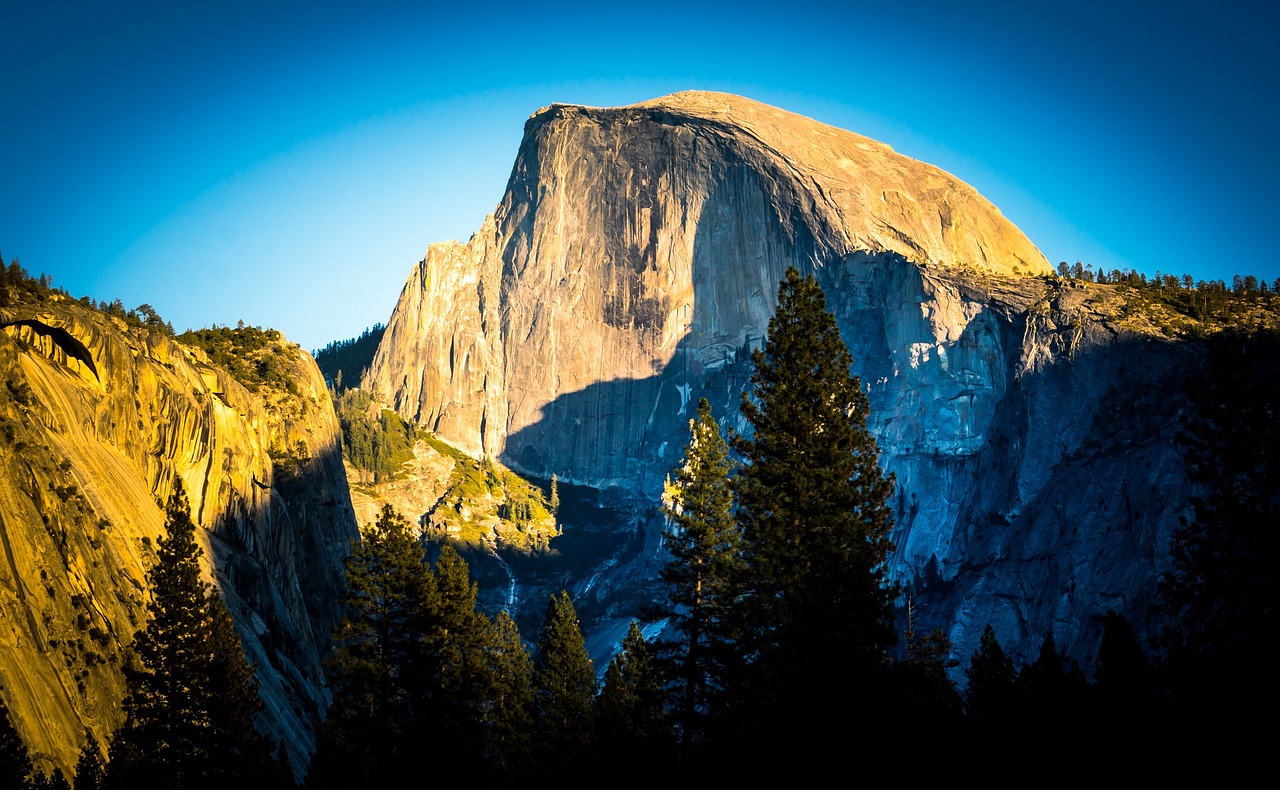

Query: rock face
[365,91,1189,677]
[0,296,357,779]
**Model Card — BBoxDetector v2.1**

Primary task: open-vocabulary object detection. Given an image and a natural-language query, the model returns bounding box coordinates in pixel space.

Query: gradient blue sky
[3,0,1275,352]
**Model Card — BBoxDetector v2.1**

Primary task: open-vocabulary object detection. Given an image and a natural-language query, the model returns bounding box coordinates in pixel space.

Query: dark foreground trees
[650,397,740,757]
[107,480,280,789]
[595,620,669,770]
[1158,328,1279,757]
[728,266,899,759]
[531,590,597,779]
[310,507,598,785]
[308,505,433,787]
[0,690,34,789]
[300,265,1271,779]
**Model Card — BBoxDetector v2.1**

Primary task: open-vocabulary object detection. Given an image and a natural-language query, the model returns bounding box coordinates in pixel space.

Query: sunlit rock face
[0,298,357,780]
[366,91,1185,676]
[366,91,1050,480]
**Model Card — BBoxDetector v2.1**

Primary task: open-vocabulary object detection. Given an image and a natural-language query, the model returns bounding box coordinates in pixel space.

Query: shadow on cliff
[499,169,825,497]
[492,174,1219,676]
[492,172,832,660]
[489,328,753,657]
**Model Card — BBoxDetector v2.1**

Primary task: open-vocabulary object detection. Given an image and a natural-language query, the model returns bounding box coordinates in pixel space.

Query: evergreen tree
[312,323,385,391]
[730,266,898,758]
[110,480,214,787]
[309,505,433,788]
[205,593,284,785]
[595,621,671,770]
[476,609,534,778]
[0,689,33,789]
[73,734,106,790]
[894,623,962,727]
[651,397,741,757]
[1016,632,1082,731]
[108,480,275,788]
[1094,611,1153,730]
[963,624,1018,725]
[531,590,596,778]
[415,543,493,768]
[1019,632,1065,691]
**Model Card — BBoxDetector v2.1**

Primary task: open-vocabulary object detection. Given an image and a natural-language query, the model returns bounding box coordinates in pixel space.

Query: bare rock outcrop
[0,295,357,779]
[366,91,1050,475]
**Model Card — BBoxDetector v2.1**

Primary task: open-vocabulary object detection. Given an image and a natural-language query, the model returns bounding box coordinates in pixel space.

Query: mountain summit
[364,91,1191,676]
[366,90,1051,473]
[541,90,1051,277]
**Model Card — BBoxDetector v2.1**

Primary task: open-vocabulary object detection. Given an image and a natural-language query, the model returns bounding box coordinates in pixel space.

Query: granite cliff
[0,292,357,780]
[364,91,1194,677]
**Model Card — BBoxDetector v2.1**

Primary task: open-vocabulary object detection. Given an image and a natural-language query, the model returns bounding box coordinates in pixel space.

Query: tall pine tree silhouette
[595,620,671,770]
[963,624,1017,725]
[475,609,534,778]
[531,590,596,779]
[308,504,433,788]
[652,397,741,758]
[108,479,276,788]
[730,266,898,765]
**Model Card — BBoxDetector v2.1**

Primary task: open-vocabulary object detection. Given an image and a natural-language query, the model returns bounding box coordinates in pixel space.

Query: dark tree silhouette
[0,689,34,789]
[963,624,1018,725]
[308,505,432,788]
[729,267,898,761]
[531,590,596,779]
[595,621,671,771]
[107,480,278,788]
[651,397,741,757]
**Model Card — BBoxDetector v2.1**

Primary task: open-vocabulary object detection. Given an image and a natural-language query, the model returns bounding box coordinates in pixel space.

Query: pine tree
[963,624,1017,725]
[309,504,433,788]
[0,689,34,789]
[651,397,741,757]
[595,621,671,770]
[415,543,493,767]
[110,481,217,788]
[896,623,962,725]
[1094,611,1153,729]
[1016,632,1074,731]
[109,481,215,787]
[531,590,596,779]
[476,609,534,778]
[730,266,898,756]
[205,593,283,785]
[108,479,275,788]
[73,734,106,790]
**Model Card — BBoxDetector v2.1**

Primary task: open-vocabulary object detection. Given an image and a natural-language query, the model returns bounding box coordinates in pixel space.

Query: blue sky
[2,0,1275,352]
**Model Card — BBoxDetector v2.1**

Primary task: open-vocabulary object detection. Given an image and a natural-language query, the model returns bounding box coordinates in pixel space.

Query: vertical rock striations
[0,296,357,780]
[366,91,1050,482]
[365,91,1188,675]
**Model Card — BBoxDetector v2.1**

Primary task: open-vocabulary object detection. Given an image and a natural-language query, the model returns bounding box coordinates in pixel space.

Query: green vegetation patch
[1051,263,1280,338]
[335,389,417,483]
[177,323,301,394]
[312,323,385,392]
[420,433,558,555]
